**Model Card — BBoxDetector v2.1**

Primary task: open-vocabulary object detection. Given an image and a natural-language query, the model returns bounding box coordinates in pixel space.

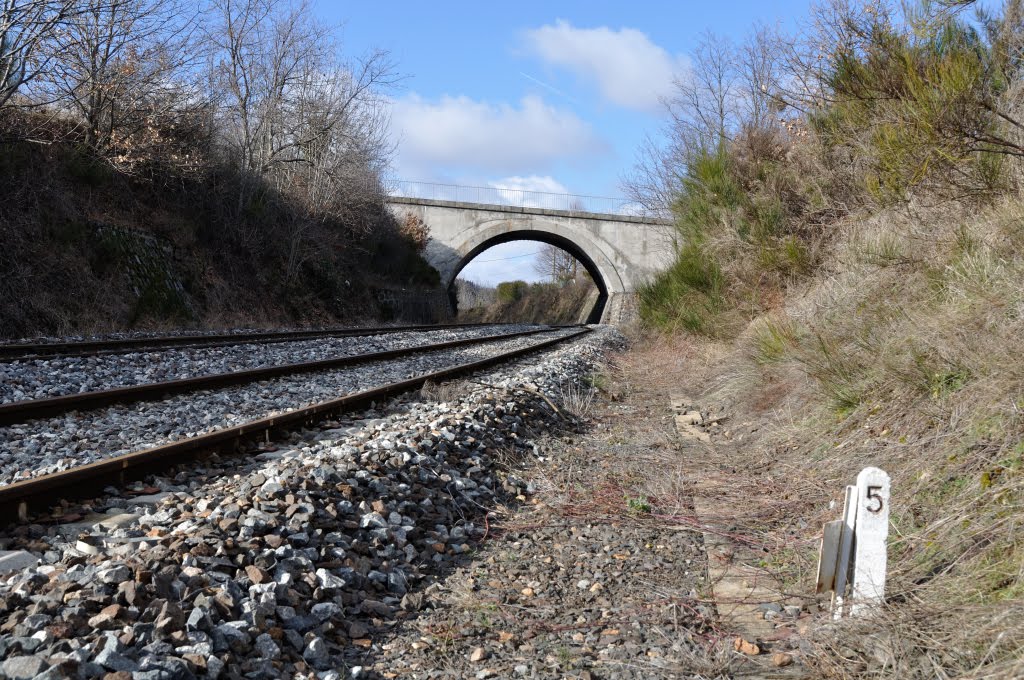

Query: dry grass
[638,196,1024,677]
[557,381,596,419]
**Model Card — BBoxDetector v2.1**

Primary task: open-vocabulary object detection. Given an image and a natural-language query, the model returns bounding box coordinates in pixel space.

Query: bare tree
[534,243,580,283]
[27,0,200,153]
[669,32,741,154]
[622,130,686,217]
[737,25,783,132]
[207,0,395,193]
[0,0,77,109]
[454,278,496,309]
[622,33,741,215]
[623,28,786,215]
[205,0,397,277]
[771,0,891,113]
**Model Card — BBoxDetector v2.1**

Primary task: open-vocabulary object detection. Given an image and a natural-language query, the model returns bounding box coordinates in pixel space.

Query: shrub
[496,280,529,304]
[813,8,1018,201]
[638,242,724,334]
[640,135,825,335]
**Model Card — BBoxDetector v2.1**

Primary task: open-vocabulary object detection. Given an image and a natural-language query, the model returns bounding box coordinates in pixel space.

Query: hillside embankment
[0,136,444,339]
[629,198,1024,677]
[0,0,442,339]
[626,3,1024,676]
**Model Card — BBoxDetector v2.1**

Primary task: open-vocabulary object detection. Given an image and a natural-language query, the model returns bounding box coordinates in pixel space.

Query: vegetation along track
[0,326,591,523]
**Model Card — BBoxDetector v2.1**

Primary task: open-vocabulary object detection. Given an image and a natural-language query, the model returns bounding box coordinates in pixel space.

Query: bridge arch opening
[449,230,608,324]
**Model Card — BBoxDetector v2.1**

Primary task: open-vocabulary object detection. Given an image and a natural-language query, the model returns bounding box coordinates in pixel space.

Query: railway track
[0,321,523,361]
[0,325,592,523]
[0,326,554,425]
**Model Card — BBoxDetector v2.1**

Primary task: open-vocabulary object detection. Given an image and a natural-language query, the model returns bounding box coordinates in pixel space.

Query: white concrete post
[850,467,891,616]
[817,469,891,618]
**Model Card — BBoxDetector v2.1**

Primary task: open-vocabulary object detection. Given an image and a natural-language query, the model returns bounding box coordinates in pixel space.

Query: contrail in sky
[519,72,581,105]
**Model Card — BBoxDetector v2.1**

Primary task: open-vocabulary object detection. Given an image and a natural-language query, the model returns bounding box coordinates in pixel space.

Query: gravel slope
[0,326,622,680]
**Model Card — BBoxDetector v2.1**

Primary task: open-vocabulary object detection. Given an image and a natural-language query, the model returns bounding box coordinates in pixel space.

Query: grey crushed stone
[0,324,538,404]
[0,327,625,679]
[0,327,576,485]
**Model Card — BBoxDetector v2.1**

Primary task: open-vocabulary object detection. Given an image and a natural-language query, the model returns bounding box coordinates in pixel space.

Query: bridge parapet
[391,180,667,220]
[388,195,672,226]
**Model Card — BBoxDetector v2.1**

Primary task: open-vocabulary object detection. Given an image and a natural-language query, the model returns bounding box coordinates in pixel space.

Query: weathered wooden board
[816,519,844,594]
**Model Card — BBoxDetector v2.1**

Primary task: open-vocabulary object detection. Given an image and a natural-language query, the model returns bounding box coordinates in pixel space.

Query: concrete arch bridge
[387,182,675,324]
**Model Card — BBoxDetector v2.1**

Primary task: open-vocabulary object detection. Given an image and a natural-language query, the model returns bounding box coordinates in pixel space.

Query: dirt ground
[360,335,818,679]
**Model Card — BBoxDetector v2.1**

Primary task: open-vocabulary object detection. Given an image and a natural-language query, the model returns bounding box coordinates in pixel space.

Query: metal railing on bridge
[390,180,657,218]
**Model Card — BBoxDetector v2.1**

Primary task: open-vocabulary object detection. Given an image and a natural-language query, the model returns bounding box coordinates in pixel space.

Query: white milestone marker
[850,467,891,616]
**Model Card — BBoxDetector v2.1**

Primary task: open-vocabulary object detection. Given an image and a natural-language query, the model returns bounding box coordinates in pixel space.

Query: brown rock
[264,534,284,549]
[118,581,138,606]
[733,637,761,656]
[155,601,185,635]
[772,653,794,667]
[353,638,372,648]
[104,672,133,680]
[46,622,74,639]
[469,647,488,662]
[88,603,123,629]
[100,603,122,618]
[190,542,213,557]
[245,565,269,584]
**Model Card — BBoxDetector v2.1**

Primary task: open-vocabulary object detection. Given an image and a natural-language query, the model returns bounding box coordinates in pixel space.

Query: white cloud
[390,94,603,177]
[524,20,686,111]
[488,175,569,194]
[486,175,570,210]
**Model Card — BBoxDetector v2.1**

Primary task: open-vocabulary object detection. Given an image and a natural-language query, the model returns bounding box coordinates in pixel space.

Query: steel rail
[0,327,566,426]
[0,327,592,523]
[0,322,527,361]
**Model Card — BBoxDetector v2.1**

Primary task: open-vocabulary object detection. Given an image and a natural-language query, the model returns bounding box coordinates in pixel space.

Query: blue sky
[314,0,816,284]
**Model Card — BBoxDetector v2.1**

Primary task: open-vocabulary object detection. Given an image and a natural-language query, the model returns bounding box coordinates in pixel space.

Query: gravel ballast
[0,326,625,680]
[0,325,541,404]
[0,327,578,486]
